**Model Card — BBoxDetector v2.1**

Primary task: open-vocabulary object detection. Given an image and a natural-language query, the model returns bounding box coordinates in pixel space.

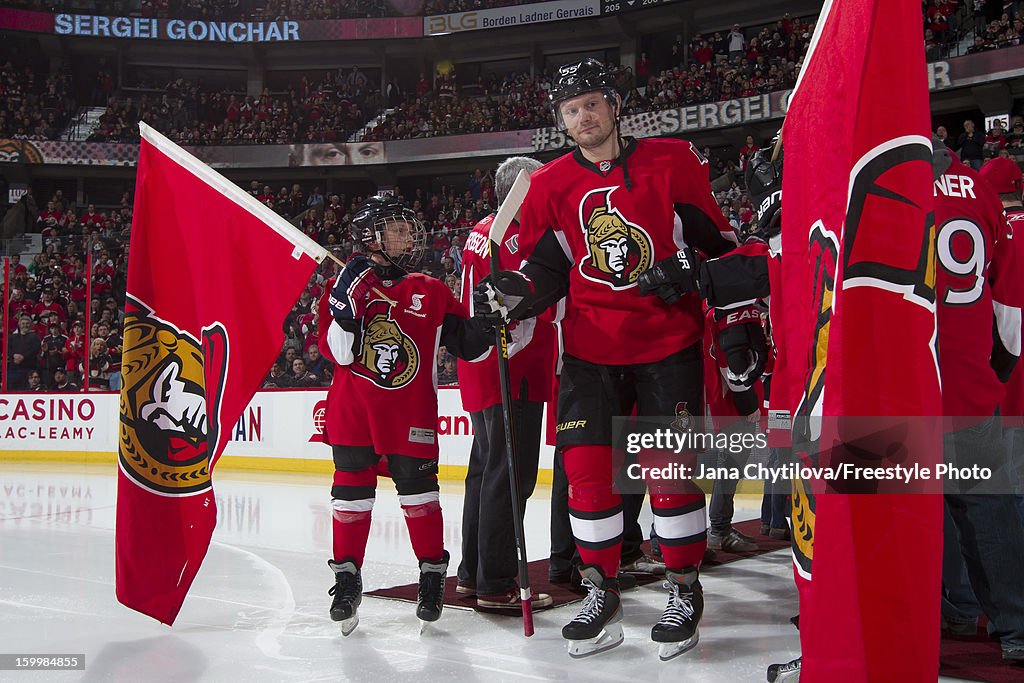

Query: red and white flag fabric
[116,123,326,625]
[781,0,942,680]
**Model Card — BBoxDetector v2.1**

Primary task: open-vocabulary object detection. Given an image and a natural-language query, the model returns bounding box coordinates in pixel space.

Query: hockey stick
[324,251,398,307]
[487,169,535,637]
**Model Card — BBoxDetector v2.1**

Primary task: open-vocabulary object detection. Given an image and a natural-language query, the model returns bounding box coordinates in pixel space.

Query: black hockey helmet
[350,194,426,270]
[548,58,620,130]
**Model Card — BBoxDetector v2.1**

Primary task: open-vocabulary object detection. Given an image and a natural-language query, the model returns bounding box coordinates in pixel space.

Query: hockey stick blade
[522,588,535,637]
[489,168,531,248]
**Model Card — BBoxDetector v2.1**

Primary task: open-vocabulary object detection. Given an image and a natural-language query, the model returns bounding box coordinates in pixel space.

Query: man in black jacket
[8,315,41,390]
[957,119,985,170]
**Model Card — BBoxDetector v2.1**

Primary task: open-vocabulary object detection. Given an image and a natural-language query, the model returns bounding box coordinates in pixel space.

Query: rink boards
[0,388,556,480]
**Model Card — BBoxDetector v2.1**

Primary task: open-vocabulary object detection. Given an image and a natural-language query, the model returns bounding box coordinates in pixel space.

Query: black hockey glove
[716,305,768,390]
[745,147,783,239]
[637,248,700,304]
[328,254,381,323]
[473,270,535,322]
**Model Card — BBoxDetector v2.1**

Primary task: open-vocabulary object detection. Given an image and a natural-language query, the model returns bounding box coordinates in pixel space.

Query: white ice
[0,462,961,682]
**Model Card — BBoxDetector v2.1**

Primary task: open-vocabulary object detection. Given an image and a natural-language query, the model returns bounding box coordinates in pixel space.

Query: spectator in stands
[728,24,746,61]
[26,369,43,392]
[52,367,79,392]
[986,119,1008,157]
[936,125,953,149]
[278,345,299,372]
[64,319,85,375]
[81,204,104,231]
[41,322,67,387]
[958,119,986,170]
[437,349,458,386]
[8,287,33,322]
[1008,119,1024,148]
[739,134,760,172]
[8,314,40,390]
[83,337,111,391]
[307,186,325,211]
[283,322,305,355]
[927,0,952,44]
[34,288,65,322]
[290,357,319,388]
[305,345,331,384]
[287,183,306,216]
[258,185,276,210]
[447,235,464,274]
[37,200,60,235]
[263,361,294,388]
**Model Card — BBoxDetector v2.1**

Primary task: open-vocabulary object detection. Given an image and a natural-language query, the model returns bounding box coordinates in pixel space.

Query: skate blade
[338,615,358,637]
[657,630,699,661]
[418,617,441,635]
[567,624,624,658]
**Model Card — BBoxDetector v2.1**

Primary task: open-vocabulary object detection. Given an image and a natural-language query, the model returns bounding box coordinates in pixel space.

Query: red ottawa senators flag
[781,0,942,681]
[116,123,326,625]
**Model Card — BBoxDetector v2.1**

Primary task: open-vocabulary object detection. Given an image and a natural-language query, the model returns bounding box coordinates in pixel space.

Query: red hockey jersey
[318,273,467,459]
[1000,206,1024,424]
[517,137,737,365]
[935,160,1022,420]
[458,215,556,413]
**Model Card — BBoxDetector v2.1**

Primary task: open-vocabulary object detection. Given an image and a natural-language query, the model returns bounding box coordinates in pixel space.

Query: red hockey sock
[331,468,376,567]
[399,492,444,562]
[650,488,707,570]
[563,444,622,579]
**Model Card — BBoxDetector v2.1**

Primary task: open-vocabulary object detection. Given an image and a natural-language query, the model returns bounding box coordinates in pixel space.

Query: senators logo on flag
[780,1,943,679]
[116,123,325,626]
[118,299,227,495]
[578,187,653,288]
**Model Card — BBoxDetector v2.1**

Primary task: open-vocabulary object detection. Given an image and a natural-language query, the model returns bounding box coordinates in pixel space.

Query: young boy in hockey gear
[318,195,493,635]
[475,58,740,659]
[457,155,556,611]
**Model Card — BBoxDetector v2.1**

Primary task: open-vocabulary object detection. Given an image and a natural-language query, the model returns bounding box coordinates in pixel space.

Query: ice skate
[651,567,703,661]
[766,656,801,682]
[327,559,362,636]
[562,565,623,658]
[416,550,449,632]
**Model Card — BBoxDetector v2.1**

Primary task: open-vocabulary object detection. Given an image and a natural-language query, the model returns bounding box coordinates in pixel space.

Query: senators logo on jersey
[118,299,227,496]
[578,187,653,289]
[352,299,419,389]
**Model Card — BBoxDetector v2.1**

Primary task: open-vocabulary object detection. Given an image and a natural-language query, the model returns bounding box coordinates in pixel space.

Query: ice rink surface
[0,462,964,682]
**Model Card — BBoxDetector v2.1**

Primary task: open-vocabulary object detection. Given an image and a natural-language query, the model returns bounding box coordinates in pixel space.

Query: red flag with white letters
[781,0,942,680]
[116,123,324,624]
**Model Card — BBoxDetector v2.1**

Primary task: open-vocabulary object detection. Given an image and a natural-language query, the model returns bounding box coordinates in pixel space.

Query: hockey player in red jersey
[475,59,746,659]
[318,195,493,635]
[456,156,556,610]
[934,147,1024,663]
[983,156,1024,509]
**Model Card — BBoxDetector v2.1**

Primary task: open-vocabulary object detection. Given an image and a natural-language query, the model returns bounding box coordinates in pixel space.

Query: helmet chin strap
[368,247,408,280]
